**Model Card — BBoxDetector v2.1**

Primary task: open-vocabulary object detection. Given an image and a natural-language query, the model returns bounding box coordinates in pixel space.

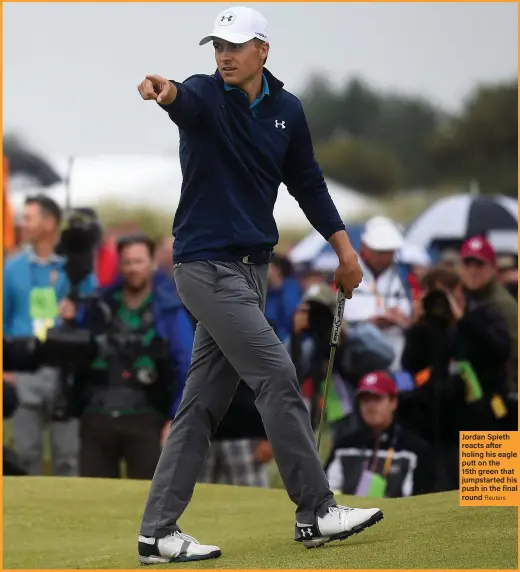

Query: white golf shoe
[138,531,221,564]
[295,505,383,548]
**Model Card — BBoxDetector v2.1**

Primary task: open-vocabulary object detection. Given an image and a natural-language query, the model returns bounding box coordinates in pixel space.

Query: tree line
[299,75,517,197]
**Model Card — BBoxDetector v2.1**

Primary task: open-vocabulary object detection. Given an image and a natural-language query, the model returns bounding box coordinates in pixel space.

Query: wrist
[338,251,358,267]
[328,230,356,263]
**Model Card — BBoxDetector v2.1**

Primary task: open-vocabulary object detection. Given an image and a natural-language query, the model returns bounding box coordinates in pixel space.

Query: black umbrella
[3,138,62,187]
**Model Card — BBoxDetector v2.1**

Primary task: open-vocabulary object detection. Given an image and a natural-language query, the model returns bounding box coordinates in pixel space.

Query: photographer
[3,195,97,476]
[66,234,193,480]
[400,265,511,490]
[285,282,395,443]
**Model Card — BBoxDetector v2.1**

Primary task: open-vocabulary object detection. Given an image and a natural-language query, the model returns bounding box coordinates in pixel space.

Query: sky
[3,2,518,158]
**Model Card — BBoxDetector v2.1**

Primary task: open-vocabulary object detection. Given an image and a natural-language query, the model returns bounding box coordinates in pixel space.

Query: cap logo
[219,12,235,25]
[365,374,377,385]
[469,238,482,251]
[306,284,321,297]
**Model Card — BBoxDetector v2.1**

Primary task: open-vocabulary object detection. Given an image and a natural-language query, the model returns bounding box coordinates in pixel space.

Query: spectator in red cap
[460,236,517,400]
[325,370,433,498]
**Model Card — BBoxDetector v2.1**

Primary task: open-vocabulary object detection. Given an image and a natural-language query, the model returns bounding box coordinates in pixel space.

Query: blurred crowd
[3,193,518,501]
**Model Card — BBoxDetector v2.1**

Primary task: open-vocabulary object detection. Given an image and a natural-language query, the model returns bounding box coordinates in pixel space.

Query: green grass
[3,477,518,569]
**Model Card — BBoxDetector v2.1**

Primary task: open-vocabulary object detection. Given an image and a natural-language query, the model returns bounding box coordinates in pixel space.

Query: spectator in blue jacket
[3,194,97,476]
[265,254,302,343]
[63,233,194,479]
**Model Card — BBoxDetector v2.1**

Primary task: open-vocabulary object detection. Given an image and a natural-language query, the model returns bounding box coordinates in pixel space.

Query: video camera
[55,207,102,299]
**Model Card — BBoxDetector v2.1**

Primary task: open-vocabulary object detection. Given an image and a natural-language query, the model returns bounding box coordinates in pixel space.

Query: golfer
[137,6,383,564]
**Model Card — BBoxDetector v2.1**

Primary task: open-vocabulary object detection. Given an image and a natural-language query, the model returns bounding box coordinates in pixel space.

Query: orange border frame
[1,1,519,571]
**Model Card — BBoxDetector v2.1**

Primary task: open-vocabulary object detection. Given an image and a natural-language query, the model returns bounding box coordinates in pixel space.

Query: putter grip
[330,289,346,347]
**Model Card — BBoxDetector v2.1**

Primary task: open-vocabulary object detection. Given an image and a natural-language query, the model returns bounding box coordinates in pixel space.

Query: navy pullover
[160,67,345,262]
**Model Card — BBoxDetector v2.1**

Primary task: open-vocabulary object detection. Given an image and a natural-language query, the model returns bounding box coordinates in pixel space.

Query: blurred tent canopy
[4,154,377,232]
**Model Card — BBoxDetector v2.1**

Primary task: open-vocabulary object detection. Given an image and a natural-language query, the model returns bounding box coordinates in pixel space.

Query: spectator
[325,371,433,498]
[95,233,119,288]
[2,194,97,476]
[300,269,328,291]
[197,382,272,488]
[155,236,175,279]
[496,253,518,301]
[154,235,198,329]
[459,237,517,398]
[438,249,461,272]
[397,244,432,302]
[285,282,395,442]
[264,254,301,342]
[68,233,194,479]
[342,216,413,370]
[400,264,511,490]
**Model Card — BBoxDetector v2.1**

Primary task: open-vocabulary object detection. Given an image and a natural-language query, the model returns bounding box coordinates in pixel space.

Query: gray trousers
[12,406,79,476]
[11,368,78,476]
[140,261,335,537]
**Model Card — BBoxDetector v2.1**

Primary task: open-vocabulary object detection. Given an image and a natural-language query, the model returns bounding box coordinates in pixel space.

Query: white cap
[199,6,269,46]
[361,216,404,251]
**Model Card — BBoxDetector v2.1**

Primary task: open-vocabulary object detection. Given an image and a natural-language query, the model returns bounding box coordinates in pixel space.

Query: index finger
[145,74,165,87]
[139,79,158,100]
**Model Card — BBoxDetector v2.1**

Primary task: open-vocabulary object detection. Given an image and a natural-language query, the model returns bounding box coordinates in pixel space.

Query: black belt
[241,250,273,265]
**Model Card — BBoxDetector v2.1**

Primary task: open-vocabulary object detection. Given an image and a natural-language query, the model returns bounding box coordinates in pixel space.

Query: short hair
[24,194,62,225]
[421,265,461,291]
[270,253,294,277]
[116,233,156,258]
[254,38,268,64]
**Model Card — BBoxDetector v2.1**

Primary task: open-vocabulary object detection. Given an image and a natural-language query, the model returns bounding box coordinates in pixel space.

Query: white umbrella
[405,193,518,253]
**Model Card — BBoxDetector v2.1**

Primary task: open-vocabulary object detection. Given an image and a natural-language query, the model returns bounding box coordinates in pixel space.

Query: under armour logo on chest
[275,120,286,129]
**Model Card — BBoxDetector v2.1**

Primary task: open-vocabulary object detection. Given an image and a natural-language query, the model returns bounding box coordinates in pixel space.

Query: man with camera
[285,282,395,443]
[64,234,194,479]
[3,195,97,476]
[400,265,511,490]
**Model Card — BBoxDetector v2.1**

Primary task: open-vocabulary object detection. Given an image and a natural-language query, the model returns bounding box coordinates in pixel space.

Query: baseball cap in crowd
[460,236,496,265]
[199,6,269,46]
[397,243,431,268]
[357,371,397,397]
[302,282,337,314]
[361,216,404,252]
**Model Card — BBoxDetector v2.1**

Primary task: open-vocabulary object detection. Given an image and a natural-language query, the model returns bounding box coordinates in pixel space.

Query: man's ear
[261,42,269,64]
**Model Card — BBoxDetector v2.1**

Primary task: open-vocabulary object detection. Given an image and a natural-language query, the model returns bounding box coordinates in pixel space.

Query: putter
[316,288,346,452]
